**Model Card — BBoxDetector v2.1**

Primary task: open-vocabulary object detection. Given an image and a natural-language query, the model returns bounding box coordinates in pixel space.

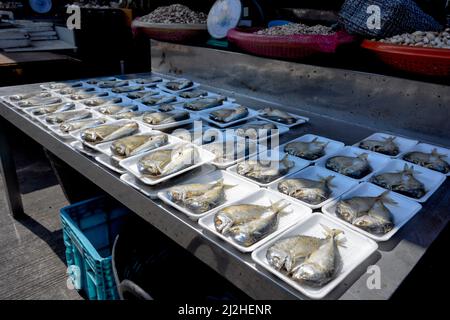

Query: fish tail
[281,154,295,169]
[431,148,446,159]
[270,200,291,214]
[320,224,344,240]
[384,136,396,142]
[358,153,369,160]
[319,175,336,187]
[403,164,419,175]
[378,190,398,206]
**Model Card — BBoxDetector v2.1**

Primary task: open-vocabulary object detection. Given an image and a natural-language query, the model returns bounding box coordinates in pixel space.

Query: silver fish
[158,104,175,112]
[9,92,51,101]
[203,142,247,163]
[81,122,139,144]
[228,202,288,247]
[18,96,62,108]
[326,153,372,179]
[55,88,78,95]
[235,123,277,140]
[165,79,193,91]
[111,85,144,94]
[110,134,168,158]
[82,97,122,107]
[68,93,94,100]
[214,200,289,236]
[403,149,450,174]
[183,96,226,111]
[278,176,335,205]
[97,104,138,115]
[86,77,116,85]
[132,77,163,84]
[371,164,426,199]
[236,154,294,183]
[284,138,328,160]
[291,227,344,286]
[209,106,249,123]
[137,145,199,177]
[143,111,189,125]
[32,102,76,116]
[260,107,296,124]
[179,90,208,99]
[266,225,340,272]
[167,179,225,202]
[109,111,143,120]
[336,190,395,224]
[353,200,394,235]
[126,90,159,100]
[97,80,128,88]
[45,110,91,124]
[59,118,106,133]
[140,95,176,106]
[359,136,399,156]
[182,180,234,213]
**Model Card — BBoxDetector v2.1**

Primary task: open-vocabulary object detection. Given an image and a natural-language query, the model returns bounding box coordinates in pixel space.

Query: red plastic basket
[132,20,208,43]
[361,40,450,77]
[227,27,357,60]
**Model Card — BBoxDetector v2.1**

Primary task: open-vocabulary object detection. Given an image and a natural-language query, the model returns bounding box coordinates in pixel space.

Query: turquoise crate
[60,196,131,300]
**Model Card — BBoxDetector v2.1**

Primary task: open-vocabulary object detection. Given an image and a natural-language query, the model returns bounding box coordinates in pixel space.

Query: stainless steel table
[1,45,449,299]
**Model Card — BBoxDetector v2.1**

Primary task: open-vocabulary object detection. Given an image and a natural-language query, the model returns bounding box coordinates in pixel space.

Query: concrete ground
[0,145,82,300]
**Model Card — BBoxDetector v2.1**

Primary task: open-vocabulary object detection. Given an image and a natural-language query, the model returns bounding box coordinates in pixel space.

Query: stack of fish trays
[60,196,131,300]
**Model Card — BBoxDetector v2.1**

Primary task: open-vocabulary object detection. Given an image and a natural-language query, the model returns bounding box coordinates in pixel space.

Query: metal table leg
[0,117,24,219]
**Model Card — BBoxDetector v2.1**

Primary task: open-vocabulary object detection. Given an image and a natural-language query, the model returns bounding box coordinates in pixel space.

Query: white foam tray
[120,164,216,199]
[198,104,259,128]
[315,146,391,182]
[198,189,312,253]
[257,109,309,128]
[140,111,195,131]
[158,170,260,221]
[119,142,216,185]
[226,150,310,187]
[353,132,418,158]
[322,182,422,242]
[95,154,127,174]
[69,140,100,157]
[251,213,378,299]
[278,134,345,164]
[47,114,110,140]
[35,108,95,128]
[23,101,79,119]
[136,92,184,108]
[398,142,450,176]
[79,95,128,108]
[267,166,359,210]
[369,159,446,202]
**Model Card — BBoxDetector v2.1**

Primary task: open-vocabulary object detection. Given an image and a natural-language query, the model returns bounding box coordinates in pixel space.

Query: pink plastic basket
[227,27,357,60]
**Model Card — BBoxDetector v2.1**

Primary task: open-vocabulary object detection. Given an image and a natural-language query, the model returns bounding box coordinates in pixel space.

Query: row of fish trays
[153,168,377,299]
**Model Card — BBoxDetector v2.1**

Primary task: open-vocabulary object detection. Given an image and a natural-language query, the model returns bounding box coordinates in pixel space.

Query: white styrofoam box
[353,132,418,158]
[70,120,150,150]
[368,159,446,202]
[399,142,450,176]
[198,103,259,128]
[119,143,216,186]
[322,182,422,242]
[95,130,181,161]
[315,146,391,182]
[120,164,216,199]
[158,170,260,221]
[198,189,312,253]
[201,138,267,169]
[277,134,345,164]
[257,108,309,128]
[226,149,310,187]
[95,154,127,174]
[267,166,359,210]
[231,120,290,143]
[251,213,378,299]
[157,79,200,94]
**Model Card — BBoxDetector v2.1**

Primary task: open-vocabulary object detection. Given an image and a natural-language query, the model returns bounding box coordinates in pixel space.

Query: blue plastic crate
[60,196,131,300]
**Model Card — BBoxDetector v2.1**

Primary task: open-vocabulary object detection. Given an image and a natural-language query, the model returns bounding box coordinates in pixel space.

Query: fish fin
[270,200,291,214]
[320,224,344,239]
[384,136,396,142]
[377,190,398,206]
[358,153,369,160]
[319,175,336,188]
[403,164,419,175]
[281,154,295,169]
[431,148,447,159]
[336,236,347,248]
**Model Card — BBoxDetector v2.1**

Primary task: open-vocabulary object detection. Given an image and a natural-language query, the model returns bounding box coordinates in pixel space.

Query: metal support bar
[0,116,24,219]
